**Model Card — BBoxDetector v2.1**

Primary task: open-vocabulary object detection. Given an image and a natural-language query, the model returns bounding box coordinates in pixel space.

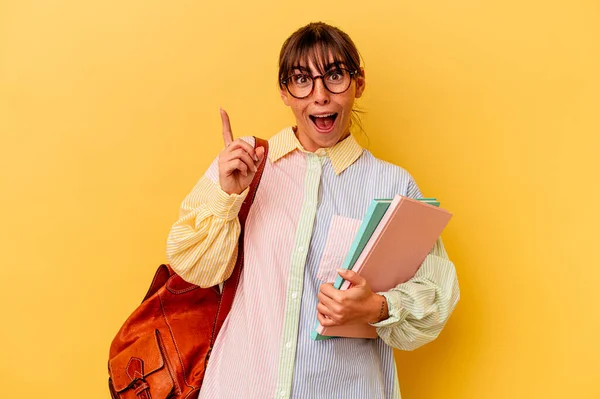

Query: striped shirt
[167,127,460,399]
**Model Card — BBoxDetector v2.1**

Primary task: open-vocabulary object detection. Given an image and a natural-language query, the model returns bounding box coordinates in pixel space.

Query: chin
[297,118,349,151]
[309,127,342,145]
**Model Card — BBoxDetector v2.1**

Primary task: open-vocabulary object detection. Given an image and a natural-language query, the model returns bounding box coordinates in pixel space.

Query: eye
[327,70,343,82]
[292,74,311,86]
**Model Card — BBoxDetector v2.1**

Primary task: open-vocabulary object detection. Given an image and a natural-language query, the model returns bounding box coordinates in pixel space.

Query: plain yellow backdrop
[1,0,599,398]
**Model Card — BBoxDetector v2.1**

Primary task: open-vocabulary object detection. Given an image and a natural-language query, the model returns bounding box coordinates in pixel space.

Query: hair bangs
[279,22,362,86]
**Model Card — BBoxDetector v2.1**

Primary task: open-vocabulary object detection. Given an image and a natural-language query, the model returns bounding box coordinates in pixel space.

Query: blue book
[311,197,440,341]
[331,200,394,289]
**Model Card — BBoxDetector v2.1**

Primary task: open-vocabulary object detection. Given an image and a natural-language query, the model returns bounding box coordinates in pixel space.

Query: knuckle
[233,138,247,147]
[331,304,342,315]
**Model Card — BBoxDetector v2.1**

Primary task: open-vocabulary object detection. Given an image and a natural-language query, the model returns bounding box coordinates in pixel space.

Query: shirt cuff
[369,291,408,329]
[206,183,249,220]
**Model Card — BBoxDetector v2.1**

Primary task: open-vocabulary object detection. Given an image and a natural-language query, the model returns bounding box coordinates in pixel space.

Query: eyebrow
[291,65,311,73]
[291,62,345,74]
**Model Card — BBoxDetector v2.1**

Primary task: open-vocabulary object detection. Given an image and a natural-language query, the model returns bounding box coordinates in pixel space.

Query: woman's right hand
[218,108,266,195]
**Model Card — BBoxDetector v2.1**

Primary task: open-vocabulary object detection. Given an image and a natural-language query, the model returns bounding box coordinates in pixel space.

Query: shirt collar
[268,127,364,175]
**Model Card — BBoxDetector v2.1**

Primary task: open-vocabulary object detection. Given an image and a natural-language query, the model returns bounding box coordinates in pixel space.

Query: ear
[355,68,366,99]
[280,86,291,106]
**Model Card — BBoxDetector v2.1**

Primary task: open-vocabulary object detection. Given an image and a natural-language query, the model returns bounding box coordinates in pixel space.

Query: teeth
[313,113,334,118]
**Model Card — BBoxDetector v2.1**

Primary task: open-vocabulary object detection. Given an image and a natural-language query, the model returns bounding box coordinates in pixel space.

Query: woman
[167,22,459,399]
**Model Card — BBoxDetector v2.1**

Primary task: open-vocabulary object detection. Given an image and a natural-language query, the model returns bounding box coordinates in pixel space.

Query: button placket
[274,153,321,399]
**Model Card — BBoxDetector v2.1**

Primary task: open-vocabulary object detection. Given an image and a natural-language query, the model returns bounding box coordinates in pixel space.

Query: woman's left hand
[317,269,388,327]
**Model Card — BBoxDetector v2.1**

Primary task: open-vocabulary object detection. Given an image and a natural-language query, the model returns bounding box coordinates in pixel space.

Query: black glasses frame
[281,68,359,99]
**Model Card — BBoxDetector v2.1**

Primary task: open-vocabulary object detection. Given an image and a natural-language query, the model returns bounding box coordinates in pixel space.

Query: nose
[312,77,330,105]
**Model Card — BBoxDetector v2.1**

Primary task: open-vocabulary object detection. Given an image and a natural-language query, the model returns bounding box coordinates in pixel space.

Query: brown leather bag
[108,138,269,399]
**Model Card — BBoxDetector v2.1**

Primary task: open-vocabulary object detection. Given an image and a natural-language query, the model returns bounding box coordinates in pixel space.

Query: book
[329,198,440,291]
[311,199,393,341]
[312,195,452,340]
[332,199,393,287]
[414,198,440,207]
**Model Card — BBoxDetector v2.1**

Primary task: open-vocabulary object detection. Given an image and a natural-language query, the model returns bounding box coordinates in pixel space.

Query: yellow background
[1,0,599,398]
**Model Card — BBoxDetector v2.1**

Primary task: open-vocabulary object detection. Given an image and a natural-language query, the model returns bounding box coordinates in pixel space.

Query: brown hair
[278,22,363,86]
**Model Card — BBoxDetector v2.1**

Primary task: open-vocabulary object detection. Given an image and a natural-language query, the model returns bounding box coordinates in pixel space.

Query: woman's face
[280,57,365,152]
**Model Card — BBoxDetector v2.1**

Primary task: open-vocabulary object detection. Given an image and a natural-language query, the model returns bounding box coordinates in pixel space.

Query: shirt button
[285,341,292,349]
[297,246,304,253]
[280,390,286,397]
[291,292,298,299]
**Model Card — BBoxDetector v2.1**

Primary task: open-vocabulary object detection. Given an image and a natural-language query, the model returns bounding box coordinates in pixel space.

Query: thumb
[255,146,266,163]
[337,268,365,287]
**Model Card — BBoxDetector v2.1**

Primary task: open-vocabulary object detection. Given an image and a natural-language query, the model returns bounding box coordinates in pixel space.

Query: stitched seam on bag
[108,378,119,399]
[143,264,169,302]
[125,357,142,383]
[154,329,178,395]
[166,275,200,294]
[108,361,116,385]
[158,293,189,391]
[183,388,201,399]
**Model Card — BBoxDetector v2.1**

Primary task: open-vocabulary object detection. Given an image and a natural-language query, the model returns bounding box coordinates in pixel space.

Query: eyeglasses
[281,68,359,99]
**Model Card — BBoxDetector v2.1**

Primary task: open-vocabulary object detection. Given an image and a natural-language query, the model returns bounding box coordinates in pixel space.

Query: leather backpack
[108,138,269,399]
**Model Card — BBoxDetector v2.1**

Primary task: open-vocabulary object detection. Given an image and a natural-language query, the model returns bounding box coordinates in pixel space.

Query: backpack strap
[211,137,269,342]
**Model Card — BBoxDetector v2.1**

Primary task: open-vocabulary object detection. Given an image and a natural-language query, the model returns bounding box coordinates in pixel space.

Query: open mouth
[309,113,338,133]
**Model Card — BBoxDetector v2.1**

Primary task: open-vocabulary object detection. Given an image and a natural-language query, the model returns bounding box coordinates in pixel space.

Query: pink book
[315,195,452,339]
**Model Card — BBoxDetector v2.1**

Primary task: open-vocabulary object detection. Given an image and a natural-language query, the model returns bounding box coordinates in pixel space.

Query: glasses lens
[287,74,313,98]
[284,69,354,98]
[323,69,352,94]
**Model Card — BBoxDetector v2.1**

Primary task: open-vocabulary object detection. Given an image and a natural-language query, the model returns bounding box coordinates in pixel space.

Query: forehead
[286,44,348,74]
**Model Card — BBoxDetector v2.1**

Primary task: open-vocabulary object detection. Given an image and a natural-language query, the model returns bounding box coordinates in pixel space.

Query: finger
[254,146,265,165]
[227,139,258,162]
[317,303,337,320]
[220,108,234,147]
[318,291,342,313]
[319,283,342,302]
[223,148,257,173]
[337,268,366,287]
[317,311,337,327]
[223,159,249,177]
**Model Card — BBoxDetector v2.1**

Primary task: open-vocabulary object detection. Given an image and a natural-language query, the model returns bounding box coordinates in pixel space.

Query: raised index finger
[220,108,234,147]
